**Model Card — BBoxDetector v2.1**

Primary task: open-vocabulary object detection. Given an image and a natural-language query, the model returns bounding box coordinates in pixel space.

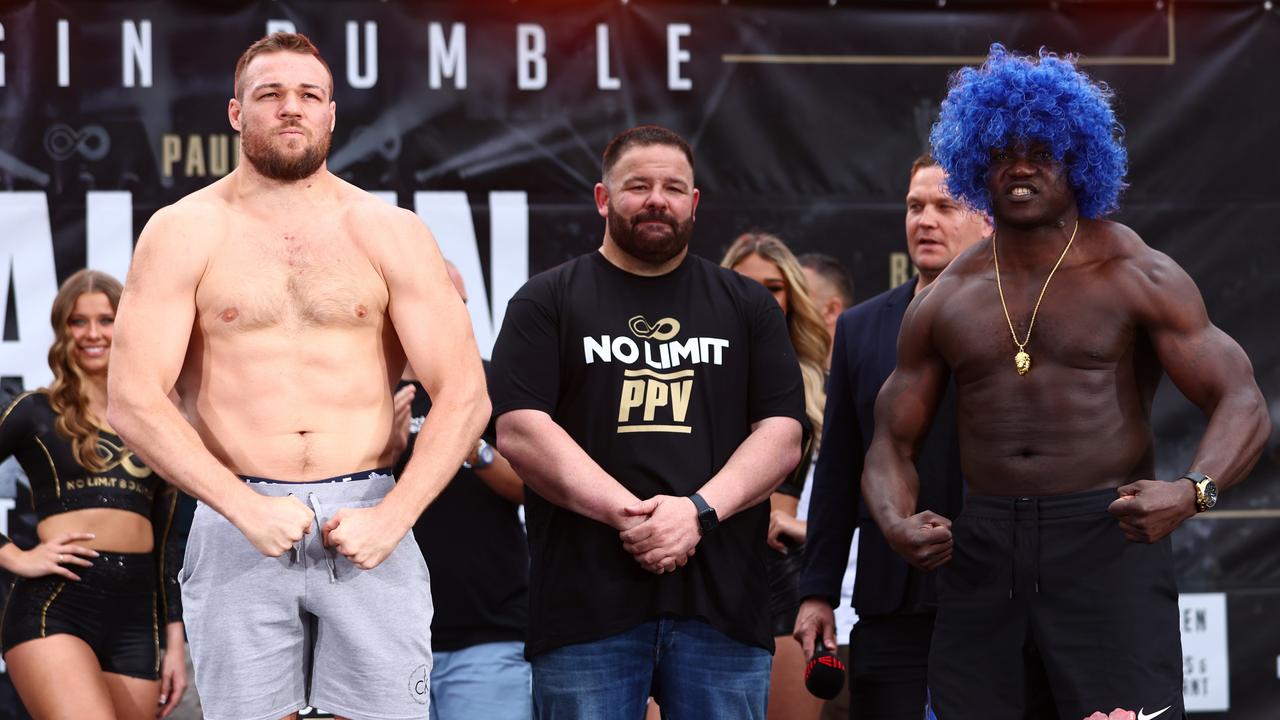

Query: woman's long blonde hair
[721,232,830,445]
[45,269,123,472]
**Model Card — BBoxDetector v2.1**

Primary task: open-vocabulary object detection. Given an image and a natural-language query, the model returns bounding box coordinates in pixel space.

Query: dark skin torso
[932,222,1163,495]
[863,145,1268,568]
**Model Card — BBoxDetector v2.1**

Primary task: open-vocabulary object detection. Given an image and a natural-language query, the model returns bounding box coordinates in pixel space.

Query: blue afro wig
[929,44,1127,219]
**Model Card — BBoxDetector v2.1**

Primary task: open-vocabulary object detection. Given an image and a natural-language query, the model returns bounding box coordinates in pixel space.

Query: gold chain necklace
[992,219,1078,376]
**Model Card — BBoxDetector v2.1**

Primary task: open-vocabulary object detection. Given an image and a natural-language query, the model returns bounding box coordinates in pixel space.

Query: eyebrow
[251,82,327,95]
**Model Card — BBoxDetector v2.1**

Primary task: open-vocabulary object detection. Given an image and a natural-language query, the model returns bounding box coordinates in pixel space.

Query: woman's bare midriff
[38,509,154,553]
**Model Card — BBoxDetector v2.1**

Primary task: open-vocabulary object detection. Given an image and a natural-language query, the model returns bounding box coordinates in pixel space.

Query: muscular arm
[373,210,490,529]
[862,288,953,569]
[496,409,641,530]
[107,206,261,519]
[1105,247,1269,542]
[1137,254,1269,491]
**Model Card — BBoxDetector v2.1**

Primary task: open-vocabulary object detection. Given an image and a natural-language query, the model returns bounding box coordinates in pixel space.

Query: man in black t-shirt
[490,125,807,719]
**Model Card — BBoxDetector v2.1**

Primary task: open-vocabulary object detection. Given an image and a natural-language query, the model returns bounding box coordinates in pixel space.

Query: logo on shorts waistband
[408,663,429,705]
[1137,706,1171,720]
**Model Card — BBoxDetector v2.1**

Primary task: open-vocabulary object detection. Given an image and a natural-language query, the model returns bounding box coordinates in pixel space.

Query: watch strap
[689,492,718,534]
[1179,471,1215,513]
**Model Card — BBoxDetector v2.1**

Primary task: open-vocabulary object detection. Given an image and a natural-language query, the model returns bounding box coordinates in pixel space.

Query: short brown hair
[910,153,938,181]
[234,32,333,100]
[601,125,694,184]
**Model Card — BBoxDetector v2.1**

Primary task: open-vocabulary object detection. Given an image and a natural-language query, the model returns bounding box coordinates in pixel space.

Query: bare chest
[197,225,387,333]
[933,271,1140,382]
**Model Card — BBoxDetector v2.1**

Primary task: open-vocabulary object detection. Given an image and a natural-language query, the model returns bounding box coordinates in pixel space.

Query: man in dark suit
[795,155,989,719]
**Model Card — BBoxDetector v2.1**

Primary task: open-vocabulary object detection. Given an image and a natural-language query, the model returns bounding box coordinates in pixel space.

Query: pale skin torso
[176,179,404,479]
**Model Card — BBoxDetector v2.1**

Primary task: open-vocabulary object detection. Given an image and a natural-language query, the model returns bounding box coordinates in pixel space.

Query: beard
[241,118,331,182]
[607,203,695,265]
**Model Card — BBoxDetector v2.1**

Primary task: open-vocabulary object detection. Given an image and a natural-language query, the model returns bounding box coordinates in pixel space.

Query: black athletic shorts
[1,551,159,680]
[928,488,1184,720]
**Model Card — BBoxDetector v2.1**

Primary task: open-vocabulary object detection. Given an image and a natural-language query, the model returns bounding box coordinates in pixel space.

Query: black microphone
[804,646,846,700]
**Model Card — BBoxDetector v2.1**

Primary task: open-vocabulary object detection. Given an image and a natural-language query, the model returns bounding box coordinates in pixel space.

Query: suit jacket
[799,277,964,617]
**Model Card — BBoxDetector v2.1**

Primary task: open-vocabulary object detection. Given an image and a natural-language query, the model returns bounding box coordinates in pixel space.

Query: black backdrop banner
[0,1,1276,716]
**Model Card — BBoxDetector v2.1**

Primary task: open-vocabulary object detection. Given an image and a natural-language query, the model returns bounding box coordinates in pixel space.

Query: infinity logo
[95,438,153,478]
[44,124,111,161]
[628,315,681,342]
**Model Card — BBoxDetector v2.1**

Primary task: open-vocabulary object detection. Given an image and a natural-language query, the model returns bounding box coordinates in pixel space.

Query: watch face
[697,507,718,532]
[1203,480,1218,509]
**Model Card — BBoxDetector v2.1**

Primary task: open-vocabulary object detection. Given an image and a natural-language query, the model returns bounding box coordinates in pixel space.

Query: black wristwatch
[689,492,719,534]
[1181,471,1218,513]
[462,439,496,470]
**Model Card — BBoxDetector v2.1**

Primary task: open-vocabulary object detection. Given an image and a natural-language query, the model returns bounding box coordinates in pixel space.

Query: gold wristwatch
[1181,471,1218,513]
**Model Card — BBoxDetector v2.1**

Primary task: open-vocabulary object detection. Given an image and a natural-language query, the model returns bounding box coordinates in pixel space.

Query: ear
[330,100,337,132]
[690,187,701,218]
[228,98,242,132]
[594,182,610,220]
[824,297,843,325]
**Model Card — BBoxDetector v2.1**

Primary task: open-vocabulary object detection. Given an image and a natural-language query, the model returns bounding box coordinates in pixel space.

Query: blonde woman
[723,232,830,720]
[0,270,186,718]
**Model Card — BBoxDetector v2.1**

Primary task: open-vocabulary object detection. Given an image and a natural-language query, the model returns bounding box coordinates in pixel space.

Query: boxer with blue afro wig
[929,44,1127,219]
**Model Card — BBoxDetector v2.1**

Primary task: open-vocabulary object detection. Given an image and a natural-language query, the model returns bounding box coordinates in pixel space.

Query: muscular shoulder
[1086,220,1204,328]
[139,182,232,263]
[336,183,420,246]
[1091,221,1194,296]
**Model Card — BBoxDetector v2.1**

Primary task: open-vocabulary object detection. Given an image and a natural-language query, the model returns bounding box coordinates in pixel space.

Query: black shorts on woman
[2,552,162,679]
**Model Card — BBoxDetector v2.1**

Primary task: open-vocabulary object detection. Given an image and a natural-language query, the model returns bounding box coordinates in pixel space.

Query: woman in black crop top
[0,270,187,718]
[723,233,830,720]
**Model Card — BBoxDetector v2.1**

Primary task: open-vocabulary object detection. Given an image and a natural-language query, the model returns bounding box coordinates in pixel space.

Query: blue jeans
[531,617,772,720]
[430,641,532,720]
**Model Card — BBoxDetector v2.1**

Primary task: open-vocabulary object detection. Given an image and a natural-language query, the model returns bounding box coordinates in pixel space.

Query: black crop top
[0,391,182,623]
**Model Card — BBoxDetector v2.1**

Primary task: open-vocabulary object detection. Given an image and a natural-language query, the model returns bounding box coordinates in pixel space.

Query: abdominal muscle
[180,329,399,481]
[39,509,154,553]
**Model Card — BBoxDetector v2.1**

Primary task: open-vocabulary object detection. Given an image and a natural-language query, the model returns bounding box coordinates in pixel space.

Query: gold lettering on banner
[161,133,241,178]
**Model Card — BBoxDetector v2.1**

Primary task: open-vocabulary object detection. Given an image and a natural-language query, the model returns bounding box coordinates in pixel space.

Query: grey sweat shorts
[181,469,434,720]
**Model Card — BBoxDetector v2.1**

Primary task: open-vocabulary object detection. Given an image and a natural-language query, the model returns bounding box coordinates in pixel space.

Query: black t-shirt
[396,373,529,653]
[489,251,806,657]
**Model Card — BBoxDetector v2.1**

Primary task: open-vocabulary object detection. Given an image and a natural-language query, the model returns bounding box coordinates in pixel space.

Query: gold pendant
[1015,351,1031,375]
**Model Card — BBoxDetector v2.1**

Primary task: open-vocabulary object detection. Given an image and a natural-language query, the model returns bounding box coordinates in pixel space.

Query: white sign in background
[0,190,530,388]
[1180,592,1230,712]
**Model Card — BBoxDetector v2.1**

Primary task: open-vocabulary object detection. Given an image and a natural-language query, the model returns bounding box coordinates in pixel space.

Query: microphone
[804,646,846,700]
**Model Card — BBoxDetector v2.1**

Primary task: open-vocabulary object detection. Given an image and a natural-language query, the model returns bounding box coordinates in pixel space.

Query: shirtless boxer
[863,45,1268,719]
[107,33,488,720]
